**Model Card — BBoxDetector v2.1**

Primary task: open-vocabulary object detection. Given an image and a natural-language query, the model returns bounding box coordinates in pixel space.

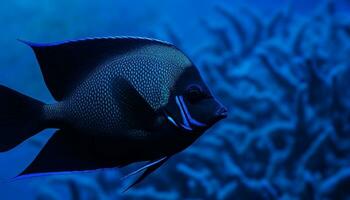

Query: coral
[32,1,350,199]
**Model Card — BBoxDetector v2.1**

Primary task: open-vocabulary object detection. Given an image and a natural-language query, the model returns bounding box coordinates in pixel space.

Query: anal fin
[122,156,169,192]
[16,129,102,178]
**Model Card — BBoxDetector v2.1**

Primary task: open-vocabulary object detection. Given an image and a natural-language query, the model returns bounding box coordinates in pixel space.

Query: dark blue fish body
[0,37,227,188]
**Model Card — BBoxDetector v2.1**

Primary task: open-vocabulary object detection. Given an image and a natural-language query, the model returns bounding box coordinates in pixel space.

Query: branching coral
[33,1,350,199]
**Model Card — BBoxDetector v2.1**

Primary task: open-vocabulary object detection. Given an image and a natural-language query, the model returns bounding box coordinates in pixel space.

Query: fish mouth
[210,106,228,124]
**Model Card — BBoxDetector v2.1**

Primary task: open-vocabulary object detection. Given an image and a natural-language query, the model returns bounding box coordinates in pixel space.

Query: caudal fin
[0,85,44,152]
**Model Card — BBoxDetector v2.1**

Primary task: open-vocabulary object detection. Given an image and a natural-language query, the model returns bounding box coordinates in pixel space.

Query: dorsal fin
[19,37,174,101]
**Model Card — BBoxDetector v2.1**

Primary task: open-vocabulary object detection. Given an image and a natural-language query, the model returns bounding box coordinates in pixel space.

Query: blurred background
[1,0,350,199]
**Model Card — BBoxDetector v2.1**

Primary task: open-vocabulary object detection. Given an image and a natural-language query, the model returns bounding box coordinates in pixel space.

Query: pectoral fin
[112,77,157,130]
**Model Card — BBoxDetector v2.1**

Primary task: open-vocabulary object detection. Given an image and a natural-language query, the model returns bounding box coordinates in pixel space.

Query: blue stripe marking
[178,96,207,127]
[11,169,102,182]
[166,115,179,127]
[175,96,193,131]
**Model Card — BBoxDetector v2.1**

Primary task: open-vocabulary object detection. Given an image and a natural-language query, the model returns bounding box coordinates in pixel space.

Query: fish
[0,36,227,190]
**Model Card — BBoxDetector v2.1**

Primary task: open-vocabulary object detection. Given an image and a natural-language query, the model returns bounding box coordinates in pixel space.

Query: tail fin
[0,85,45,152]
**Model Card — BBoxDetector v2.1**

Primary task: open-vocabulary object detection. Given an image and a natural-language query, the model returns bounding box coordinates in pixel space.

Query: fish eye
[185,84,205,103]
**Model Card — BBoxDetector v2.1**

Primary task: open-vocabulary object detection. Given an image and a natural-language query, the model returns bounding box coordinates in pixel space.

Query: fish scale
[58,53,189,135]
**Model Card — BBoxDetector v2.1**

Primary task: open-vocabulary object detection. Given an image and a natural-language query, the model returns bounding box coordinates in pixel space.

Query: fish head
[162,66,227,134]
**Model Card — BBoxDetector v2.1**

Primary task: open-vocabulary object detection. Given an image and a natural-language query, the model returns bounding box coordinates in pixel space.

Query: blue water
[1,0,350,199]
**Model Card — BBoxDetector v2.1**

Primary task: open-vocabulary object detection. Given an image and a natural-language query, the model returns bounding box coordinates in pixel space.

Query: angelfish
[0,37,227,190]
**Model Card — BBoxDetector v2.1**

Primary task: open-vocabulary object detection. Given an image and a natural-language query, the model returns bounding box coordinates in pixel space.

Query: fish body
[0,37,227,188]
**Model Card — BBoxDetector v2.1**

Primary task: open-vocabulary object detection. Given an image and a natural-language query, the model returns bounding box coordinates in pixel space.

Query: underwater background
[1,0,350,199]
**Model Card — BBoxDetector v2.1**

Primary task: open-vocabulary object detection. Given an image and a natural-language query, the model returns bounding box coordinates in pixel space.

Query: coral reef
[32,1,350,199]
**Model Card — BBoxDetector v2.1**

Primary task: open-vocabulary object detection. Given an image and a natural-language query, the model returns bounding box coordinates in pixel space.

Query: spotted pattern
[44,43,192,138]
